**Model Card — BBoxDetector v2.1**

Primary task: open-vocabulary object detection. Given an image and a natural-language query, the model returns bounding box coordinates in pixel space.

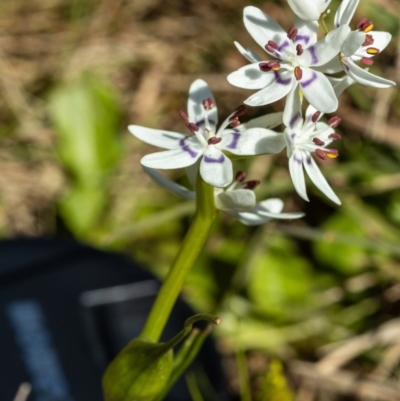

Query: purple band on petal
[300,72,317,88]
[196,119,216,127]
[226,132,241,150]
[203,155,225,164]
[306,157,312,165]
[289,112,301,128]
[295,35,310,45]
[307,46,318,65]
[179,138,198,158]
[294,154,303,164]
[277,40,289,52]
[274,71,292,86]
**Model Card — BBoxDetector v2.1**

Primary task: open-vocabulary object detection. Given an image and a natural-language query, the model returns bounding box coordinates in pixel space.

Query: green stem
[140,176,217,342]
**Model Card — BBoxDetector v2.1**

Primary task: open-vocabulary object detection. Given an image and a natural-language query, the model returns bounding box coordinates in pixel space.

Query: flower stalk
[140,175,217,342]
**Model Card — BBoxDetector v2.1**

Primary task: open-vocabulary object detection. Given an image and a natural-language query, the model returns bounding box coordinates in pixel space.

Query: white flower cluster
[129,0,394,225]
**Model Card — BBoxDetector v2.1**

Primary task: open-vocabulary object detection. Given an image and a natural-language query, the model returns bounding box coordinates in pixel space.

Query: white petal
[328,74,355,97]
[235,211,271,226]
[257,198,284,213]
[129,125,186,149]
[241,112,283,130]
[234,41,262,63]
[187,79,218,128]
[345,58,395,88]
[244,71,295,106]
[287,0,331,21]
[315,57,343,74]
[221,128,286,155]
[200,147,233,188]
[303,156,341,205]
[215,189,256,212]
[289,152,309,202]
[353,31,392,59]
[303,25,350,67]
[185,159,200,187]
[300,68,338,113]
[283,85,303,130]
[334,0,359,27]
[141,146,203,169]
[227,63,276,90]
[243,7,287,54]
[258,210,305,219]
[294,17,318,46]
[142,166,195,200]
[342,31,365,57]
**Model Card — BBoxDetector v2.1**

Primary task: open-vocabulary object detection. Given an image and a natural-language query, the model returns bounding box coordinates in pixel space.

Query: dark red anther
[202,98,214,110]
[287,26,298,40]
[265,40,278,52]
[313,138,325,146]
[315,149,328,160]
[244,180,261,190]
[328,116,341,128]
[233,104,247,117]
[357,17,369,30]
[229,117,240,128]
[329,133,342,141]
[187,122,199,132]
[362,34,374,46]
[207,137,222,145]
[311,111,321,123]
[235,171,247,183]
[361,57,373,66]
[296,43,303,56]
[259,61,280,72]
[294,66,303,81]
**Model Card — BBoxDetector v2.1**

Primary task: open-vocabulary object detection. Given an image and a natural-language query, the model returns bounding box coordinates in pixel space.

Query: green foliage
[248,237,312,317]
[48,73,121,237]
[259,360,293,401]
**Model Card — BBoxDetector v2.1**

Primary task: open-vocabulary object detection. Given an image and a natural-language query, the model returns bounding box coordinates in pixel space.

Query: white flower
[282,75,354,205]
[143,167,304,226]
[318,0,395,88]
[129,79,285,188]
[227,6,350,113]
[287,0,332,22]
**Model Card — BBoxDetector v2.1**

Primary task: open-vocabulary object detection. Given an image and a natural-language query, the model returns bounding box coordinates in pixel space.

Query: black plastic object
[0,238,227,401]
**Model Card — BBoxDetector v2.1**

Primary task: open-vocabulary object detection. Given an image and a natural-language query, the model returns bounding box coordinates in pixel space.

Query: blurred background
[1,0,400,399]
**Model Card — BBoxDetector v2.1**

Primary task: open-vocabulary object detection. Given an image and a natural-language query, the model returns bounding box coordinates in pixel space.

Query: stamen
[264,40,278,53]
[362,34,374,46]
[243,180,261,190]
[259,61,280,72]
[235,171,247,183]
[328,116,341,128]
[179,110,199,132]
[229,117,240,128]
[366,47,379,55]
[313,138,325,146]
[329,133,342,141]
[287,26,298,40]
[232,105,247,118]
[326,149,339,159]
[208,137,222,145]
[361,57,373,66]
[311,111,321,123]
[357,18,374,32]
[296,44,303,56]
[294,66,303,81]
[202,98,214,110]
[315,149,328,160]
